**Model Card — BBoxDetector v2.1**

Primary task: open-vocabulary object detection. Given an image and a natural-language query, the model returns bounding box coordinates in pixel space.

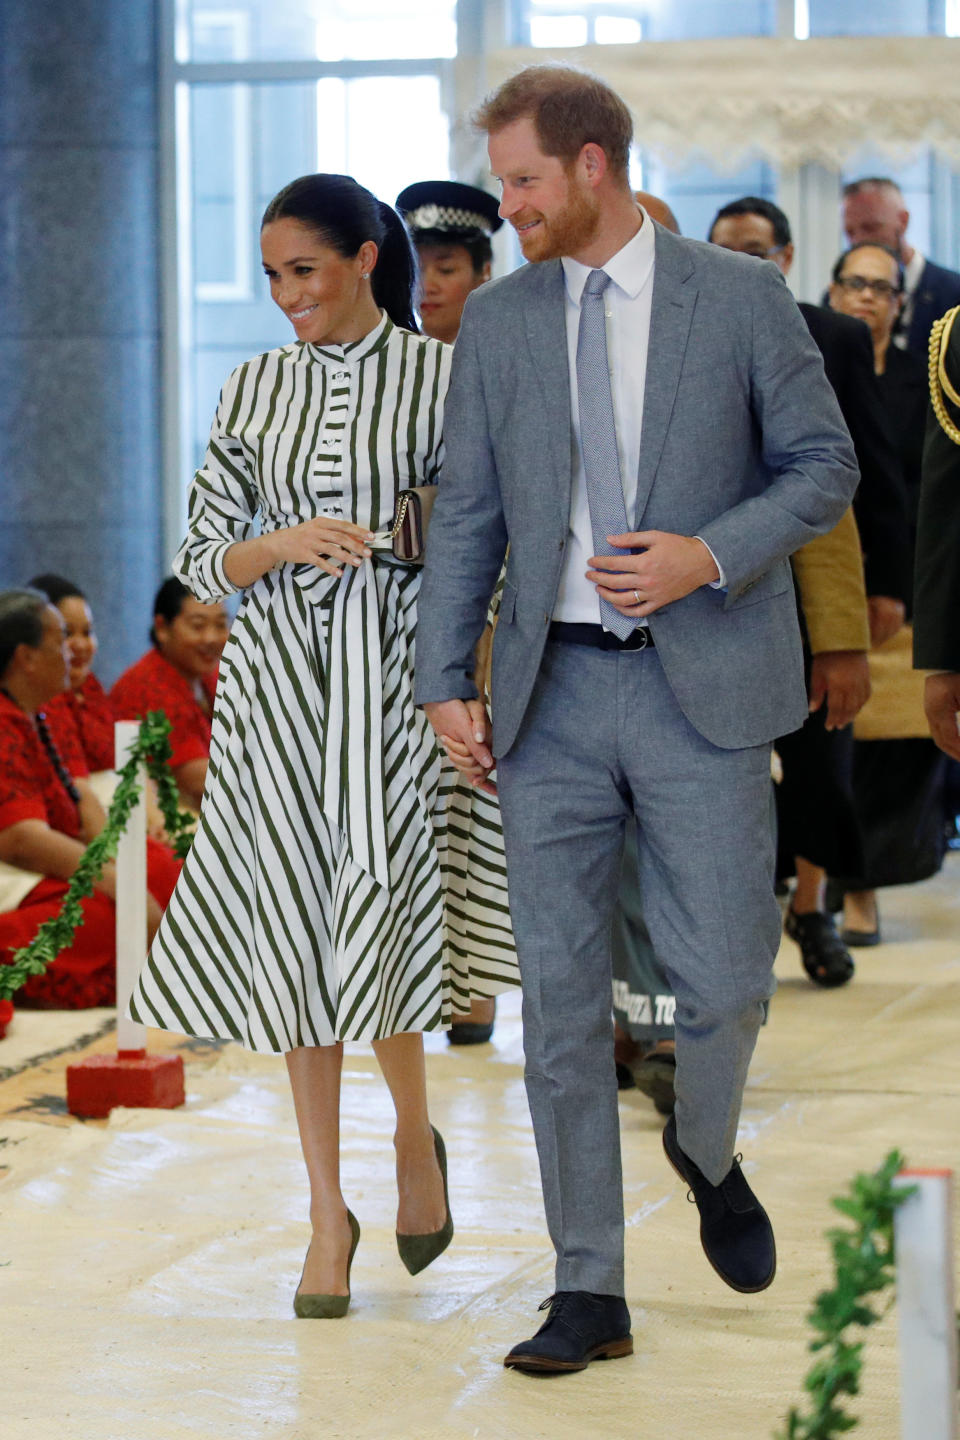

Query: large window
[168,0,457,532]
[165,0,960,550]
[187,77,449,471]
[178,0,457,62]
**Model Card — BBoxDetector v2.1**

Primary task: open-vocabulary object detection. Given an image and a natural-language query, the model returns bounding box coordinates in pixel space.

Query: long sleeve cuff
[694,536,726,590]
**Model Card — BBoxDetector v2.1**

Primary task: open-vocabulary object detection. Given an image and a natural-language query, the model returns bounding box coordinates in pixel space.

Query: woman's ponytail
[373,201,419,334]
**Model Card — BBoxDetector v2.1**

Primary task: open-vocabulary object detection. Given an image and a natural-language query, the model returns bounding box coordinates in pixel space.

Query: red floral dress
[0,692,181,1010]
[110,650,216,769]
[45,674,116,772]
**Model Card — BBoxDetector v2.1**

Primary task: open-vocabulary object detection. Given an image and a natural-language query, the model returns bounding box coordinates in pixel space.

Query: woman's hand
[224,519,376,588]
[264,518,375,578]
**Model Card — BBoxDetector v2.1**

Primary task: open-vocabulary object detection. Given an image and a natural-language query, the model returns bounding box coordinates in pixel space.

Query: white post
[894,1169,957,1440]
[114,721,148,1055]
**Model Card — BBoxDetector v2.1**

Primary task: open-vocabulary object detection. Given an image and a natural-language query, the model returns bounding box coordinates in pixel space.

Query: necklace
[0,685,82,806]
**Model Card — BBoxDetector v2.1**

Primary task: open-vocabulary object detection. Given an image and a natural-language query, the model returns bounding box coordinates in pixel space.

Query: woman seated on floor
[0,589,182,1008]
[30,573,167,836]
[111,578,228,812]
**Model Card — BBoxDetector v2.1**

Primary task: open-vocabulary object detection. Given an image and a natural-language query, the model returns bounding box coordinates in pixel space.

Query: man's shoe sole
[662,1135,777,1294]
[503,1335,634,1372]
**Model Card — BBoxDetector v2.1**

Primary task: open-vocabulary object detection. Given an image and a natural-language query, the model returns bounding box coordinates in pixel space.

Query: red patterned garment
[45,674,117,773]
[0,692,182,1010]
[110,649,215,768]
[0,691,87,838]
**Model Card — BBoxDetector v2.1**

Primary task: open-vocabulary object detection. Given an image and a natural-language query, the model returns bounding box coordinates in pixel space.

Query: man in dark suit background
[709,197,906,979]
[915,305,960,760]
[842,178,960,360]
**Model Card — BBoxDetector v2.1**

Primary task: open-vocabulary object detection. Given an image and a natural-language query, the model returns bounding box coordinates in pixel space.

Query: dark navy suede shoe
[663,1115,776,1294]
[503,1291,633,1374]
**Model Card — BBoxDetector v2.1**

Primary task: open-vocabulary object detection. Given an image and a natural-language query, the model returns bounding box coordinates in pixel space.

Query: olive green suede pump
[293,1209,361,1319]
[396,1126,454,1276]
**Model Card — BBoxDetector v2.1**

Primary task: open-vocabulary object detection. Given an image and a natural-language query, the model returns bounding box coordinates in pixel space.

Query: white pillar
[114,721,148,1054]
[894,1169,957,1440]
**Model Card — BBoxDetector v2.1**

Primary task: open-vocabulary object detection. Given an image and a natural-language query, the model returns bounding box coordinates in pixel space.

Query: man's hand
[808,650,871,730]
[422,698,496,796]
[867,595,906,649]
[586,532,720,618]
[924,673,960,761]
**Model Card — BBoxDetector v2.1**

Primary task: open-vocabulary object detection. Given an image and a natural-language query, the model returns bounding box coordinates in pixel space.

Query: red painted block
[66,1051,185,1119]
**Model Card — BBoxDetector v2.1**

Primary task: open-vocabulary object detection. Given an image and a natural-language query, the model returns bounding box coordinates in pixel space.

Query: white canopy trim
[473,36,960,172]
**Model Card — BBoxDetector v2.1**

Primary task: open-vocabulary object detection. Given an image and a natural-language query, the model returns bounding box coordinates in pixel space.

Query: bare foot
[395,1124,447,1236]
[298,1206,353,1296]
[843,889,879,936]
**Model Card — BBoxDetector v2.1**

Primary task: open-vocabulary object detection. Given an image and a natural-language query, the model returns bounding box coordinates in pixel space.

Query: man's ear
[579,142,608,188]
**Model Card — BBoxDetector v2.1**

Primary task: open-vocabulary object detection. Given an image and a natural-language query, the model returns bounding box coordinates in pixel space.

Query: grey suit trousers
[496,639,780,1297]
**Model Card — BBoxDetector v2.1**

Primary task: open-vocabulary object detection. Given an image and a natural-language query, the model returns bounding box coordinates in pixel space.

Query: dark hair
[830,242,904,292]
[151,576,191,647]
[261,173,419,332]
[0,588,48,677]
[412,230,493,275]
[474,65,633,186]
[27,573,86,607]
[709,196,792,249]
[842,176,901,200]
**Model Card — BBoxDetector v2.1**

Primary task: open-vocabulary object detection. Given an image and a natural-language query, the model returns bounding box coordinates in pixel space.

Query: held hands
[924,673,960,761]
[265,517,374,579]
[423,699,496,797]
[586,532,720,618]
[808,651,871,731]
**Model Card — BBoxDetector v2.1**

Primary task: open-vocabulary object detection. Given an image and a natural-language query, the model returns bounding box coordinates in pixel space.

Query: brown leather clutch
[389,485,437,565]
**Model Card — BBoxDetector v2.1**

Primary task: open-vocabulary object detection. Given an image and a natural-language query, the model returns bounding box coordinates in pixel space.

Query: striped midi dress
[130,315,517,1053]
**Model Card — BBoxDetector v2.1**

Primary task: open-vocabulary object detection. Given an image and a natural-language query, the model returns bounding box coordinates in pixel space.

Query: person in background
[709,198,899,982]
[0,590,180,1008]
[30,573,169,839]
[827,242,948,942]
[396,180,500,345]
[396,178,507,1046]
[914,305,960,759]
[842,178,960,359]
[111,578,228,812]
[614,194,876,1114]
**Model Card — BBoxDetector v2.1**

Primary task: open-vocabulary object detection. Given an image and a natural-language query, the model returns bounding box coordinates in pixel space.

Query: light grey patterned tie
[576,268,634,639]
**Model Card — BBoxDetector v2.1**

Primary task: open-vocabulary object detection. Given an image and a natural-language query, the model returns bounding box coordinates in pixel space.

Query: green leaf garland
[0,711,194,1000]
[777,1150,916,1439]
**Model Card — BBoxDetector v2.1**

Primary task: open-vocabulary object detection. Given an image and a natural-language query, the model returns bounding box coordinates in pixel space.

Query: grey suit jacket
[414,224,860,755]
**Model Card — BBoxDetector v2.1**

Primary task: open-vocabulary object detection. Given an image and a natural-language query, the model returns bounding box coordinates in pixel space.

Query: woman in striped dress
[130,175,517,1316]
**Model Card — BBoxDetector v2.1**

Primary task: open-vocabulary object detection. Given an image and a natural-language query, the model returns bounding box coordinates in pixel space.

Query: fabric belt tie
[265,525,426,893]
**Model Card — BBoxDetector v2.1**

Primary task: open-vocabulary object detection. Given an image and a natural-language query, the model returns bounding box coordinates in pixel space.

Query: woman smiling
[127,173,517,1318]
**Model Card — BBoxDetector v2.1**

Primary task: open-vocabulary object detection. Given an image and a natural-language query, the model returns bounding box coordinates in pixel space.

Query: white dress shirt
[553,212,655,626]
[892,248,925,351]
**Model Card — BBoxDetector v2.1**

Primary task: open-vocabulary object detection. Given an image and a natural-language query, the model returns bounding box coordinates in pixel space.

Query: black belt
[548,621,655,651]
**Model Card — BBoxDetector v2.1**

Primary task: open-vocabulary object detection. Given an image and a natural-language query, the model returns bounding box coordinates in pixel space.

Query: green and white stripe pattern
[130,315,518,1052]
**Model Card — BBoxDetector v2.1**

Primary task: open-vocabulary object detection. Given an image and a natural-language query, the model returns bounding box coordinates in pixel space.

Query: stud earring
[361,272,370,279]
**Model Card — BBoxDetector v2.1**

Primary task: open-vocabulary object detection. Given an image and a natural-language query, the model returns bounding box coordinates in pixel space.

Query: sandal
[784,909,855,988]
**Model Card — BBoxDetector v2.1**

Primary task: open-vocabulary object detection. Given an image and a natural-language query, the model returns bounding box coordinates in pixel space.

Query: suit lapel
[522,261,573,526]
[633,228,697,527]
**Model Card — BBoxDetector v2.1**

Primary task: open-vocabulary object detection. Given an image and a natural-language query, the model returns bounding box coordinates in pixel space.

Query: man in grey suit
[414,66,859,1374]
